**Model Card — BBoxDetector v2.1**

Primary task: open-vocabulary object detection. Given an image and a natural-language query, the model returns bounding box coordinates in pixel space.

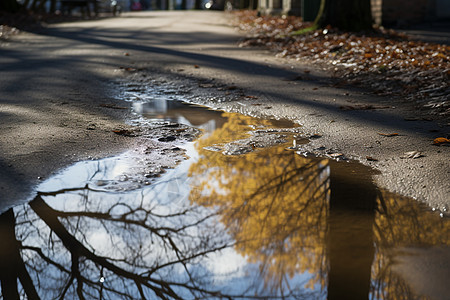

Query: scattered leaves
[432,137,450,145]
[234,10,450,120]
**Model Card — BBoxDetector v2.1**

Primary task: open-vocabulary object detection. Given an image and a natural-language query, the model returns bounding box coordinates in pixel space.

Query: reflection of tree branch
[21,245,69,273]
[247,160,321,200]
[22,193,242,299]
[0,209,39,300]
[30,195,183,299]
[51,208,218,239]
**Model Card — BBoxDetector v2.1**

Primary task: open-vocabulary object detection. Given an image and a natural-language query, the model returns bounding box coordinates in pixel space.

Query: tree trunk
[318,0,373,31]
[0,0,20,12]
[194,0,202,9]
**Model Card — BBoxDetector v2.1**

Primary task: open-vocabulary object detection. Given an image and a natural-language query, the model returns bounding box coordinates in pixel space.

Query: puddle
[0,94,449,299]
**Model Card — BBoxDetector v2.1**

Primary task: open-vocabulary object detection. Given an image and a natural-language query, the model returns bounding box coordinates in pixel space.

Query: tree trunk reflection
[327,162,376,300]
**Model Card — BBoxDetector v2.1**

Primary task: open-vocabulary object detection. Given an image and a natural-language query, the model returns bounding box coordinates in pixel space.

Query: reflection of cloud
[37,154,136,193]
[87,229,116,254]
[203,248,247,280]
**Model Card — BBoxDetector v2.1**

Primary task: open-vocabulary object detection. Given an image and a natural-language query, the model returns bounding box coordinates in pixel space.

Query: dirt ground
[0,10,448,211]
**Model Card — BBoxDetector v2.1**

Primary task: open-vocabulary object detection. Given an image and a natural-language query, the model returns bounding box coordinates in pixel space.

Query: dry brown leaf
[433,137,450,145]
[112,129,138,137]
[378,132,399,137]
[366,156,378,161]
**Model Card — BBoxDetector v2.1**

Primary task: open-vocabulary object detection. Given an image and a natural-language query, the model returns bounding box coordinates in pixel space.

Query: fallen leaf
[245,95,258,99]
[432,137,450,145]
[366,156,378,161]
[194,65,200,68]
[113,129,138,137]
[378,132,399,137]
[124,52,130,56]
[401,151,424,159]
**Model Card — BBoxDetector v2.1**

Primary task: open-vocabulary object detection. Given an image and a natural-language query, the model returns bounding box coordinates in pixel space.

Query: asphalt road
[0,10,448,210]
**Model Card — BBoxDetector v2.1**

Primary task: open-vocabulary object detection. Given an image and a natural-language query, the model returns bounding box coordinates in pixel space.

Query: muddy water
[0,97,448,299]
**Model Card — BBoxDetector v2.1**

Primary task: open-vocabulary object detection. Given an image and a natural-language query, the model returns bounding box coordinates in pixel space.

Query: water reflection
[0,110,449,299]
[132,99,227,133]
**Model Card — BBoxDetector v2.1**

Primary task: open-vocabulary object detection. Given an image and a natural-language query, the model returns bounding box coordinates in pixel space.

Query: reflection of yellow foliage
[189,112,330,291]
[371,191,450,299]
[198,112,273,145]
[375,191,450,247]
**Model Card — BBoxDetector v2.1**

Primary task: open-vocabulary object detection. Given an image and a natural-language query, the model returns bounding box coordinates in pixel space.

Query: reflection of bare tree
[0,181,238,299]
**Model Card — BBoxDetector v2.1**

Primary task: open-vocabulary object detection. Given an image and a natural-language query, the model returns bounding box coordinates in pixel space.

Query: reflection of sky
[27,137,325,298]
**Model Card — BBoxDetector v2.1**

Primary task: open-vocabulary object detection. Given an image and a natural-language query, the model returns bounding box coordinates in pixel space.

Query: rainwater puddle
[0,96,449,299]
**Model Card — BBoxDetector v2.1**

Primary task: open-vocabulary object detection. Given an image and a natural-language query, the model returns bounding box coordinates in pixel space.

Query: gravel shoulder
[0,10,448,213]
